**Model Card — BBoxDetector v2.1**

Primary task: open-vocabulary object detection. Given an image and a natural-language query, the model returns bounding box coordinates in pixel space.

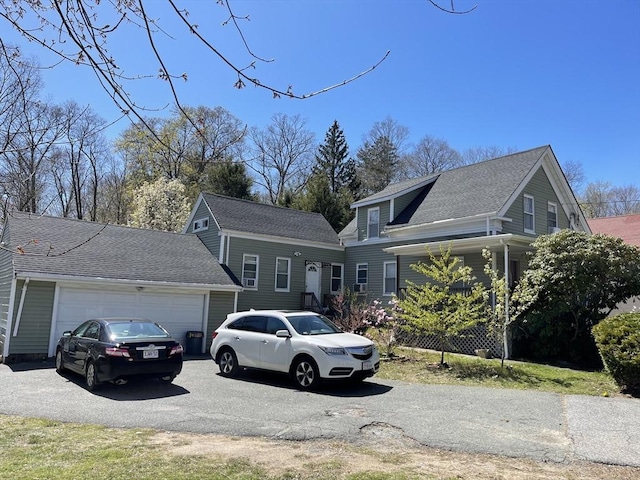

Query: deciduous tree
[129,177,191,232]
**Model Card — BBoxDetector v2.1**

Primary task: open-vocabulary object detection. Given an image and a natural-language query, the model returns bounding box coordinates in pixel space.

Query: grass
[376,347,619,397]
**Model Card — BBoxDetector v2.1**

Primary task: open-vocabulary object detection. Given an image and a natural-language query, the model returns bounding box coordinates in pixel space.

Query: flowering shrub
[331,291,403,357]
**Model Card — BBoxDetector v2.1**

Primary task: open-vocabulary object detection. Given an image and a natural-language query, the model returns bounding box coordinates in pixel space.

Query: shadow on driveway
[224,368,393,397]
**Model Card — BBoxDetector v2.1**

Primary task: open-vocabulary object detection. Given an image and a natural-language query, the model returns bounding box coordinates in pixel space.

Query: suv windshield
[286,314,342,335]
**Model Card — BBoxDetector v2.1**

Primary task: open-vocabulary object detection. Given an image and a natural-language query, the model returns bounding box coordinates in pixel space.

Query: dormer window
[367,207,380,239]
[193,217,209,232]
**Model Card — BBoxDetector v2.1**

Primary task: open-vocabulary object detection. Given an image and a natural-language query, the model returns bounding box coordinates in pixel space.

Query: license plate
[362,361,372,370]
[143,350,159,359]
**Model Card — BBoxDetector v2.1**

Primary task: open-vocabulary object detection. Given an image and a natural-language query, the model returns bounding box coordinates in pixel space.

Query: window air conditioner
[353,283,367,293]
[549,227,561,234]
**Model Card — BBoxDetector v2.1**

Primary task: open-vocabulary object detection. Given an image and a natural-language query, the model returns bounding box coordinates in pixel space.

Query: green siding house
[0,213,241,363]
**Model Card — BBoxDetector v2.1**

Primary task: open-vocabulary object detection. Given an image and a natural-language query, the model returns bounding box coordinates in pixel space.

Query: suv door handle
[261,339,268,344]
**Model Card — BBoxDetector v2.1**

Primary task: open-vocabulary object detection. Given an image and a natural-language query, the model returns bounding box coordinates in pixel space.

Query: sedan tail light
[211,332,218,340]
[105,347,131,358]
[169,345,183,356]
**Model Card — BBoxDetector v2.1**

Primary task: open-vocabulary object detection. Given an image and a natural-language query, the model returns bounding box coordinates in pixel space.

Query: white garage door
[50,286,206,355]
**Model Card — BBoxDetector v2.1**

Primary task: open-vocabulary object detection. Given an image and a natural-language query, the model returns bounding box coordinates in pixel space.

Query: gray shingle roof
[201,193,341,245]
[6,213,239,288]
[383,146,549,228]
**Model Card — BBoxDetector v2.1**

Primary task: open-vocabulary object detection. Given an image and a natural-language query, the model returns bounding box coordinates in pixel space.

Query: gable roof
[387,146,550,228]
[587,214,640,247]
[4,212,240,289]
[198,193,341,246]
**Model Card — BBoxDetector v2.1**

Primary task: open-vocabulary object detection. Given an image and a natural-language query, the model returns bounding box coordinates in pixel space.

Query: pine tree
[356,135,399,196]
[314,120,356,195]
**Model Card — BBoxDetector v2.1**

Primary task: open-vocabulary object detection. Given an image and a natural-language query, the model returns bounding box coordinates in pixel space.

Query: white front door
[305,263,322,301]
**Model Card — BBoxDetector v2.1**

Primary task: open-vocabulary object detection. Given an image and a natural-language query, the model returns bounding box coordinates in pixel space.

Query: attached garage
[50,285,209,356]
[1,213,242,364]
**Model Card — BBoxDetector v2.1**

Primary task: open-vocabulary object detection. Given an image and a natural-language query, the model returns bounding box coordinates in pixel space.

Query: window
[383,261,397,296]
[275,257,291,292]
[242,254,259,289]
[193,217,209,232]
[331,264,344,293]
[355,263,368,292]
[548,202,558,233]
[265,317,288,335]
[523,194,535,233]
[367,207,380,239]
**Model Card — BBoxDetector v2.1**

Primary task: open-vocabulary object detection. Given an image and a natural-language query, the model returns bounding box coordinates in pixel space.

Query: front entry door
[305,263,322,302]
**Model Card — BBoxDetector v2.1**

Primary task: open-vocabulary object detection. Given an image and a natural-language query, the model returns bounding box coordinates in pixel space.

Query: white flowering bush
[129,177,191,232]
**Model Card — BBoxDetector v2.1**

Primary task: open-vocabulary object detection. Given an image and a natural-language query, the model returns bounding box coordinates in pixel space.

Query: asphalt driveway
[1,357,638,467]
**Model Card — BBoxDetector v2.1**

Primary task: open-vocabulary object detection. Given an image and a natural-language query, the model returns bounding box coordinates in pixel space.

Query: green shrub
[592,312,640,393]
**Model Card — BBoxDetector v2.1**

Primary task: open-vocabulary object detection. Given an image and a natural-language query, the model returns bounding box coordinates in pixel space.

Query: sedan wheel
[55,350,66,374]
[218,349,239,377]
[85,362,100,391]
[292,357,319,390]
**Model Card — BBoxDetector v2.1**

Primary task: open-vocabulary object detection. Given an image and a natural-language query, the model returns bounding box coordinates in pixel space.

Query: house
[185,145,589,357]
[0,212,241,363]
[183,193,345,312]
[587,213,640,313]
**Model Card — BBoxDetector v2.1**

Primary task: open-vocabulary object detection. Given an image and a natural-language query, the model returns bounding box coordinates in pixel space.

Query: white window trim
[524,194,535,234]
[355,263,368,292]
[193,217,209,233]
[383,261,397,296]
[547,201,558,233]
[274,257,291,292]
[242,254,259,290]
[330,263,344,294]
[367,207,380,239]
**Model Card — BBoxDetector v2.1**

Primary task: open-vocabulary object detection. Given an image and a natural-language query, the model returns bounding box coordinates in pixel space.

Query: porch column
[503,243,510,359]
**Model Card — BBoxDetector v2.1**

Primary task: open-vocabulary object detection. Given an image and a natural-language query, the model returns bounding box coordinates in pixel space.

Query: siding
[393,189,424,221]
[400,252,491,289]
[227,236,345,311]
[345,243,398,301]
[205,291,236,348]
[8,280,55,355]
[503,167,569,236]
[191,200,221,258]
[0,234,13,356]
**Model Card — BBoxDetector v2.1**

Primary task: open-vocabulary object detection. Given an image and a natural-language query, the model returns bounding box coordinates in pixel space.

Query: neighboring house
[184,146,589,357]
[587,213,640,313]
[0,212,241,363]
[183,193,345,312]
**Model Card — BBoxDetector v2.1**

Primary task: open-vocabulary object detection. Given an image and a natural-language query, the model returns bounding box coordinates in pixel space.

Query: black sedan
[55,318,183,391]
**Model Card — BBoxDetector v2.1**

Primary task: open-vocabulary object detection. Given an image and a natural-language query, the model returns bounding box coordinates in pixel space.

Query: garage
[49,285,207,356]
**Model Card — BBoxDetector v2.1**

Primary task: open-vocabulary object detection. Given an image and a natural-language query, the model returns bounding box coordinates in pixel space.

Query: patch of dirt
[150,429,639,480]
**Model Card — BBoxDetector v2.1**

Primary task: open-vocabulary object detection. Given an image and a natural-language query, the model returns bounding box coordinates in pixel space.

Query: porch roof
[383,234,536,256]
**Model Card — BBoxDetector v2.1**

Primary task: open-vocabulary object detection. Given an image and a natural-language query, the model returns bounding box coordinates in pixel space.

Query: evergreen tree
[315,120,357,194]
[293,173,349,232]
[356,135,399,196]
[202,158,254,200]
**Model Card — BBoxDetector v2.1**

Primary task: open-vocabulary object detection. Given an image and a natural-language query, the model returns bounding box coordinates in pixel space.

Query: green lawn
[377,347,619,397]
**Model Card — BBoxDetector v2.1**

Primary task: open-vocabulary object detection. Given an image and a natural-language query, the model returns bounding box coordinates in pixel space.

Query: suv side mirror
[275,329,291,338]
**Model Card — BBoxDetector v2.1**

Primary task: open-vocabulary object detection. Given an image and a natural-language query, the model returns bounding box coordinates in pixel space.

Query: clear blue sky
[6,0,640,189]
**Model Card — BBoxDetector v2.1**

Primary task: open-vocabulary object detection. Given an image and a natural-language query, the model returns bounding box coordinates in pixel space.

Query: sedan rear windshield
[107,321,170,341]
[287,315,342,335]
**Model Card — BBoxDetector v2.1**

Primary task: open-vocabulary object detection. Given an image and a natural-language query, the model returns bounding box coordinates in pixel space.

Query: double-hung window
[547,202,558,233]
[367,207,380,239]
[355,263,368,293]
[523,194,535,234]
[242,254,259,289]
[275,257,291,292]
[383,261,397,296]
[331,264,344,293]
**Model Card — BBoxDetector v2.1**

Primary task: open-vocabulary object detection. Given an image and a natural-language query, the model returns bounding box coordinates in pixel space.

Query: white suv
[210,310,380,389]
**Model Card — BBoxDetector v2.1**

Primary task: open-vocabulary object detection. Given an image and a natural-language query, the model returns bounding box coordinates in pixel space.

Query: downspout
[12,277,29,337]
[486,216,490,236]
[503,244,510,359]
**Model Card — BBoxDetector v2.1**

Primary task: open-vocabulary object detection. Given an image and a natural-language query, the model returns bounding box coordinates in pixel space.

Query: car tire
[55,349,66,374]
[85,362,100,391]
[217,348,239,377]
[291,356,320,390]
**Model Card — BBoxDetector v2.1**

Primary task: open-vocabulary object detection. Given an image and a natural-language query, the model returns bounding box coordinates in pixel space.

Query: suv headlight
[318,346,347,355]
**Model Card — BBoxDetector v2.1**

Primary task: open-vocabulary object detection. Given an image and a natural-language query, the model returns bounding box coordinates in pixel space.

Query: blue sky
[6,0,640,190]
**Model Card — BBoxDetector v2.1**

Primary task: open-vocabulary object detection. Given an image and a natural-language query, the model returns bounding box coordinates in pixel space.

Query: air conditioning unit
[244,278,256,288]
[549,227,561,234]
[353,283,367,293]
